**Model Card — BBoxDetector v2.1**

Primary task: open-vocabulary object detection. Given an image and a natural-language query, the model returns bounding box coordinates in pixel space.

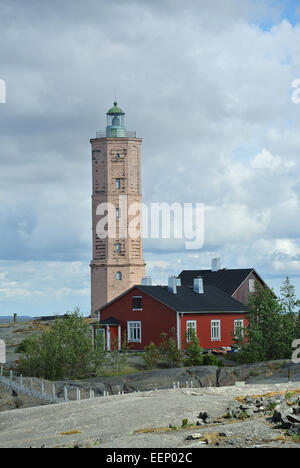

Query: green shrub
[16,337,36,354]
[159,328,183,368]
[235,279,300,364]
[18,309,99,380]
[184,330,203,366]
[203,354,224,367]
[143,341,160,369]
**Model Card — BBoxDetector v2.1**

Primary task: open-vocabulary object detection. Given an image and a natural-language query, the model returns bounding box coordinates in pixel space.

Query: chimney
[168,276,177,294]
[193,276,204,294]
[142,276,152,286]
[212,257,221,272]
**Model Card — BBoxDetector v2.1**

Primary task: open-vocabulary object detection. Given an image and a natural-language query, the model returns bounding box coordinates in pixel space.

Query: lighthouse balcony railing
[96,130,137,138]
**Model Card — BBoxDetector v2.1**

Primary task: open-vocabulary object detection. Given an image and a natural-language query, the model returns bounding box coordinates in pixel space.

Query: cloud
[250,148,296,171]
[1,0,300,314]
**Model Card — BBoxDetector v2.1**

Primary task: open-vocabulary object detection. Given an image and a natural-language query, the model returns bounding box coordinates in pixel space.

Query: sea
[0,316,32,324]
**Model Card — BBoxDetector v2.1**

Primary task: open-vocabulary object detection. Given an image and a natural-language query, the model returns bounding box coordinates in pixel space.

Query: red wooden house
[97,274,249,351]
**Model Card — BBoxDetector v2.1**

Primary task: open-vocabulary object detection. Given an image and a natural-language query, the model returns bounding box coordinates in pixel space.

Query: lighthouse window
[112,115,120,126]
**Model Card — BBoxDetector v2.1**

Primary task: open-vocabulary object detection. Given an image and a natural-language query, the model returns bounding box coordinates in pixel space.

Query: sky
[1,0,300,316]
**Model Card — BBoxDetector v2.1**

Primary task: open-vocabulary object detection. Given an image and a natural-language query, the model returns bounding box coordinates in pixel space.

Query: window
[211,320,221,341]
[249,279,255,293]
[115,153,120,159]
[116,178,121,189]
[112,116,120,126]
[116,207,120,219]
[128,321,141,342]
[234,319,244,338]
[132,296,142,310]
[186,320,197,342]
[116,271,122,280]
[115,243,121,253]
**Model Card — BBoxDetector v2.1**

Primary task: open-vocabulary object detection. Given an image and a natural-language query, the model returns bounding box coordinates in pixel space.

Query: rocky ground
[0,382,299,448]
[0,385,50,412]
[0,320,50,368]
[1,320,300,448]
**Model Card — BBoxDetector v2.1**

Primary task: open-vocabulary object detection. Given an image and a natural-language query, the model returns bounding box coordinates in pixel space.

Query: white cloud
[251,148,295,171]
[1,0,300,313]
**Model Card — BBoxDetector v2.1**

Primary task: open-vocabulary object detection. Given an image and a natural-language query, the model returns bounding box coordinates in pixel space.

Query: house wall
[232,271,264,305]
[100,287,177,350]
[180,313,248,349]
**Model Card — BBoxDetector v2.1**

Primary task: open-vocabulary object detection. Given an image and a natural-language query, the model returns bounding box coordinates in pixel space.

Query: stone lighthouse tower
[90,102,146,316]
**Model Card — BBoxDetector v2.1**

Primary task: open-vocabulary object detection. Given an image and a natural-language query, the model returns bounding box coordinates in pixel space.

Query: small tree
[93,326,107,376]
[236,282,297,363]
[108,331,131,374]
[184,329,203,366]
[18,309,94,380]
[159,328,183,368]
[120,331,131,370]
[279,277,300,314]
[143,341,160,369]
[295,311,300,339]
[109,336,122,372]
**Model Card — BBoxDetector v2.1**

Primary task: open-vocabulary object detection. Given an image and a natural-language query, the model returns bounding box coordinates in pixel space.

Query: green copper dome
[107,102,125,115]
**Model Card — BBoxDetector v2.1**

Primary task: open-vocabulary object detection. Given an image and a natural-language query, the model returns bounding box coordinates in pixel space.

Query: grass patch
[133,427,175,434]
[236,388,300,403]
[99,366,144,378]
[60,430,82,435]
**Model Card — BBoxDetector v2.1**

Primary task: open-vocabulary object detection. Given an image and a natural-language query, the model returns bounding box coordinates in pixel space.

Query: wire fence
[0,366,96,404]
[0,365,196,406]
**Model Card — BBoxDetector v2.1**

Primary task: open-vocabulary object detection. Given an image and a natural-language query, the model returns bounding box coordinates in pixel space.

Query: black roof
[178,268,254,296]
[99,316,120,325]
[136,284,248,313]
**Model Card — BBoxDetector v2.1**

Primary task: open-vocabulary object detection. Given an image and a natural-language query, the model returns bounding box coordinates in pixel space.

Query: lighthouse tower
[90,102,146,315]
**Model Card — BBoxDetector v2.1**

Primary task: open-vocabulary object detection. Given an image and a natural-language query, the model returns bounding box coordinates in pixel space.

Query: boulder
[286,413,300,424]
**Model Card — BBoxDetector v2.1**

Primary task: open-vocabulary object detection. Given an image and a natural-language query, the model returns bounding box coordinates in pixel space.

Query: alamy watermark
[292,339,300,364]
[0,79,6,104]
[291,79,300,104]
[96,197,204,249]
[0,339,6,364]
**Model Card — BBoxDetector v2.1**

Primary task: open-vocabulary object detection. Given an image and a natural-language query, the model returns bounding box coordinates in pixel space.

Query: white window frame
[186,320,197,342]
[211,320,221,341]
[127,321,142,343]
[249,278,255,293]
[132,296,143,311]
[234,319,244,338]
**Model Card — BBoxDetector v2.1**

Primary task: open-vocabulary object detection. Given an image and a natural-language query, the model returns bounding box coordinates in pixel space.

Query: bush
[143,341,160,369]
[184,330,203,366]
[16,337,35,354]
[109,332,131,373]
[18,309,97,380]
[202,354,224,367]
[235,280,300,364]
[159,328,183,368]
